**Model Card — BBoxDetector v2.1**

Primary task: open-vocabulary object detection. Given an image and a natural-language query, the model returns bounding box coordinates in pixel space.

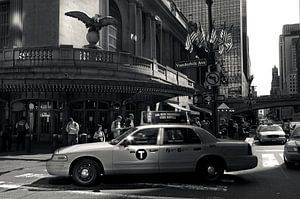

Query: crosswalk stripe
[261,154,279,167]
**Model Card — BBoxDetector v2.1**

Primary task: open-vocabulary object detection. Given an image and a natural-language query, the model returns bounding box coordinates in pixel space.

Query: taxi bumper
[46,159,71,176]
[226,155,258,171]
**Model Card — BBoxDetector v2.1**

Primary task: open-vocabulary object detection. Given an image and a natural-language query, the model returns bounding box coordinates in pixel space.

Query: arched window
[109,0,122,51]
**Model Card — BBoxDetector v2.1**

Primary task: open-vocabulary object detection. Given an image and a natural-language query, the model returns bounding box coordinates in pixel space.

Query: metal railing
[0,46,194,89]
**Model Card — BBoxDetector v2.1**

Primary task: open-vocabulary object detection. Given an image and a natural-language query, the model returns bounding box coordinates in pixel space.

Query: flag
[185,30,200,53]
[185,34,193,53]
[209,29,217,44]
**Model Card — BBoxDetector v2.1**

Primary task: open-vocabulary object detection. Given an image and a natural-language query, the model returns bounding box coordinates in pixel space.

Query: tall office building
[280,24,300,95]
[174,0,250,97]
[279,23,300,120]
[270,66,280,96]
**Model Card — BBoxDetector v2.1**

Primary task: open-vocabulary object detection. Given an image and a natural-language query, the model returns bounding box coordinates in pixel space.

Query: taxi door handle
[149,149,158,152]
[193,147,202,151]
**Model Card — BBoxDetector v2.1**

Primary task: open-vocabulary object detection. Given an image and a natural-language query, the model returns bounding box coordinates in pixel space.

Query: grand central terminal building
[0,0,204,143]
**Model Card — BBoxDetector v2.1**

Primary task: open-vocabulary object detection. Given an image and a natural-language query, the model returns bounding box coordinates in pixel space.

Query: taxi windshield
[292,128,300,138]
[260,125,282,132]
[109,127,137,145]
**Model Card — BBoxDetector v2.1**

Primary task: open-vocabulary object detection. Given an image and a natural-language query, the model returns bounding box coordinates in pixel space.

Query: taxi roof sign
[140,111,190,125]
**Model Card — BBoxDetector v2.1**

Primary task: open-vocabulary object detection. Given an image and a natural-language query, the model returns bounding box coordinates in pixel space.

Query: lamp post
[206,0,218,136]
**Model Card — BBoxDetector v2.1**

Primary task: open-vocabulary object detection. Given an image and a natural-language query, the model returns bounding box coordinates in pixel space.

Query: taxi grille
[267,135,279,138]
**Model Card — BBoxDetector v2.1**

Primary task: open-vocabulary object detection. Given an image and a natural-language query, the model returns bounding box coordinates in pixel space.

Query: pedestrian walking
[66,117,79,145]
[15,117,29,151]
[93,124,105,142]
[2,119,13,152]
[111,115,123,139]
[124,113,134,132]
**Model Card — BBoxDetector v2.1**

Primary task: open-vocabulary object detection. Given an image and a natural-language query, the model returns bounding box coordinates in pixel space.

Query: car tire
[284,159,293,169]
[72,158,100,186]
[197,159,224,181]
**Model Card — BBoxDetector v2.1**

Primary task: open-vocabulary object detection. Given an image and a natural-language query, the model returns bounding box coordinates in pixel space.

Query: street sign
[205,72,220,86]
[176,59,207,68]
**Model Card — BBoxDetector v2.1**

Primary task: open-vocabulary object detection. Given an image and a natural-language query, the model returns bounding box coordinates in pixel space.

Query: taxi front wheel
[197,159,224,181]
[72,158,99,186]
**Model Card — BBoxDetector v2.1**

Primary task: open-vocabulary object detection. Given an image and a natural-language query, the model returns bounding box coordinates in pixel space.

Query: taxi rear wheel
[197,159,224,181]
[72,158,100,186]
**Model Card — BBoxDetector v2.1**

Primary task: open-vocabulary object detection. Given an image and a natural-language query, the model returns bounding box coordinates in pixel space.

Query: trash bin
[25,134,32,153]
[80,133,87,143]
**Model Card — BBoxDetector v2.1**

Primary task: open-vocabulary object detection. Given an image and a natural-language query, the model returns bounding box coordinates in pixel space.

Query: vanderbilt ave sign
[176,59,207,68]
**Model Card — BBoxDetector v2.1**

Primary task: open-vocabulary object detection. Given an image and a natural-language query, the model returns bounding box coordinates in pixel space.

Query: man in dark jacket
[15,117,29,151]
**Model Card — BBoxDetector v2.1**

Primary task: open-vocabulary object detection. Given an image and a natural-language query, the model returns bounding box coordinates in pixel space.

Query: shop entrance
[12,100,63,143]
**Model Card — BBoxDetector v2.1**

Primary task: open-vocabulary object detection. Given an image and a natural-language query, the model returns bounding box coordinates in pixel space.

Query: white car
[257,124,286,144]
[46,124,257,186]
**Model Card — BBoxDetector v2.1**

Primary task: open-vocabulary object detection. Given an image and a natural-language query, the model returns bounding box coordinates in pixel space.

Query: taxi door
[158,127,203,173]
[112,128,160,174]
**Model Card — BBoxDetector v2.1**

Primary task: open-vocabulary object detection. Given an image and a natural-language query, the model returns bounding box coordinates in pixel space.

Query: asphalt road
[0,143,299,199]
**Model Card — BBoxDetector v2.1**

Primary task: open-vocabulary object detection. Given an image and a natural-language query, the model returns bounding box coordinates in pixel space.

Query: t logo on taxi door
[136,149,147,160]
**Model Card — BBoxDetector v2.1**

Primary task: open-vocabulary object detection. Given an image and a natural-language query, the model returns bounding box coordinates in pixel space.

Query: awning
[190,104,212,115]
[165,102,199,115]
[217,103,235,112]
[167,102,191,112]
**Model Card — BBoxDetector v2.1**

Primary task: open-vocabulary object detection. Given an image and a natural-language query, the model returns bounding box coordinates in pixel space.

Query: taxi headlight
[51,154,68,161]
[286,146,298,152]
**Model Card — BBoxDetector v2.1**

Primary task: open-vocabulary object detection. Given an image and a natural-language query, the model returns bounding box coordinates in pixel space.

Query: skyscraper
[279,23,300,120]
[280,24,300,95]
[270,65,280,96]
[174,0,250,97]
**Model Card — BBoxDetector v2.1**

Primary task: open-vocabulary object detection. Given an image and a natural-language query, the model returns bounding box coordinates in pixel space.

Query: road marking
[0,181,224,199]
[262,154,279,167]
[0,181,22,189]
[14,173,49,178]
[135,183,228,192]
[256,149,283,152]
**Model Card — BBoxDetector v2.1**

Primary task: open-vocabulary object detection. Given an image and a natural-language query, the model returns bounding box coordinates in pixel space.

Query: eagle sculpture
[65,11,118,48]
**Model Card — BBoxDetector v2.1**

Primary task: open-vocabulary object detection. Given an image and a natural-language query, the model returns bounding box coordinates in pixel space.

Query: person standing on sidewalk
[66,117,79,145]
[15,117,29,151]
[2,119,13,152]
[111,115,123,139]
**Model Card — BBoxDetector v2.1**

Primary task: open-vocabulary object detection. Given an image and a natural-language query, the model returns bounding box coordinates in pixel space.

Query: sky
[247,0,299,96]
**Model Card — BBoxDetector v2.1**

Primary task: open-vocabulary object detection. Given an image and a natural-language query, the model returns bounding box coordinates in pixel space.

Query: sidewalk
[0,143,54,161]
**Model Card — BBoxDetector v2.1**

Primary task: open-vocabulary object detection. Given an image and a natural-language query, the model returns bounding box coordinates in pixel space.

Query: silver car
[257,124,286,144]
[46,124,257,186]
[284,127,300,167]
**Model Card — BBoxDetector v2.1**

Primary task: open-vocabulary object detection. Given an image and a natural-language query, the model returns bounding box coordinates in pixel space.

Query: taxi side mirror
[120,139,130,147]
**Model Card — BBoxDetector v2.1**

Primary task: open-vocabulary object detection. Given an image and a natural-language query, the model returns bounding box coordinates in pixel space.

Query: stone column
[128,0,137,55]
[10,0,23,47]
[100,0,109,50]
[136,1,143,56]
[151,15,156,60]
[144,13,153,58]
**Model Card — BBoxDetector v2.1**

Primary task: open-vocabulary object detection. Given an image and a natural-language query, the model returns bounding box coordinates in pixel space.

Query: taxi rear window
[163,128,201,144]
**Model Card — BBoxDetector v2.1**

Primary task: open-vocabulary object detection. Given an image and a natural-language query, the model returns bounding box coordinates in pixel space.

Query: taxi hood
[56,142,113,154]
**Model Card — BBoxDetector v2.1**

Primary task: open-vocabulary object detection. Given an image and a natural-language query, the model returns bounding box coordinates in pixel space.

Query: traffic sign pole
[206,0,219,136]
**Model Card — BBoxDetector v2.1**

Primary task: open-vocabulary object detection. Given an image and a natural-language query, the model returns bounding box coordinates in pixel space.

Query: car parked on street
[46,124,257,186]
[284,127,300,168]
[257,124,286,144]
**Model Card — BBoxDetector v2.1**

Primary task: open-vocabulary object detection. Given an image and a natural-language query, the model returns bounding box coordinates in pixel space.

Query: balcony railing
[0,46,194,89]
